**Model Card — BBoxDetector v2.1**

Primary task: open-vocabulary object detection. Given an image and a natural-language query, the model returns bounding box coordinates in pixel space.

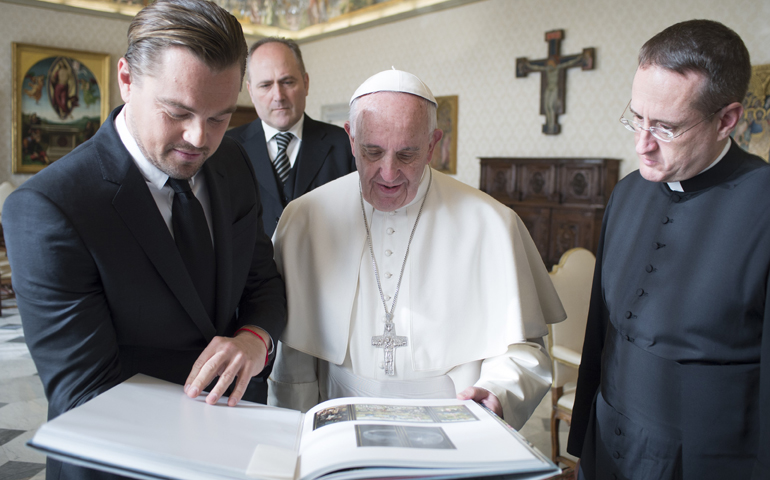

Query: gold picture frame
[429,95,458,175]
[12,43,110,174]
[735,63,770,162]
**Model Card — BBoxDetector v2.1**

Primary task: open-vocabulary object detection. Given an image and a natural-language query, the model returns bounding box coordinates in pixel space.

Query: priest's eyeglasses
[619,100,724,143]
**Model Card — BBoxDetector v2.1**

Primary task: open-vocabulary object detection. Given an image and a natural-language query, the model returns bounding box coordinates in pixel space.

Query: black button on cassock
[636,288,645,296]
[671,194,681,203]
[653,242,665,249]
[662,216,671,224]
[613,451,621,459]
[646,264,654,273]
[615,427,622,436]
[625,311,633,319]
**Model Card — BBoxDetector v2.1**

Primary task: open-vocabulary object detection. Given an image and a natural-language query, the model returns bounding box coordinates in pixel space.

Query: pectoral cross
[371,314,408,376]
[516,29,595,135]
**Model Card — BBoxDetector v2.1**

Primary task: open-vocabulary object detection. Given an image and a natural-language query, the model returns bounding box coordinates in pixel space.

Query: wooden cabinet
[479,157,620,268]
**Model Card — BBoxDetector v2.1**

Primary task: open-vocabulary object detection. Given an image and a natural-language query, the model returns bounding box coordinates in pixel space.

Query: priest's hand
[184,326,271,407]
[457,387,503,418]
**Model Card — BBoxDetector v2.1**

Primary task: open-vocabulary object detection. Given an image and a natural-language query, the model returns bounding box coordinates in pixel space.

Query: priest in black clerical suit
[568,20,770,480]
[3,2,286,479]
[226,37,355,238]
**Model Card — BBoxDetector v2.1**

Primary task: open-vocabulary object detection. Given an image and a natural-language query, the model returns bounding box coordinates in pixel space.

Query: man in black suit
[226,37,355,237]
[3,1,286,478]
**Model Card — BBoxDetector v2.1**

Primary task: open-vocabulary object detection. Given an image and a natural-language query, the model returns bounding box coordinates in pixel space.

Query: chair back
[0,182,16,220]
[547,247,595,389]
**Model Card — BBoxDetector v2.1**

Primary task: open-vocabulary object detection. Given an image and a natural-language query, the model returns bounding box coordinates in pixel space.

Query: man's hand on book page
[184,329,270,406]
[457,387,503,418]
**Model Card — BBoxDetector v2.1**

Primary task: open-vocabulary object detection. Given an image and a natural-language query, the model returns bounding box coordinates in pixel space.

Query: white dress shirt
[115,108,214,245]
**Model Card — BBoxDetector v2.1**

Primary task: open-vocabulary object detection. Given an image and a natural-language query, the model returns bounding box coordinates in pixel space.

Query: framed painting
[12,43,110,174]
[734,63,770,162]
[429,95,458,175]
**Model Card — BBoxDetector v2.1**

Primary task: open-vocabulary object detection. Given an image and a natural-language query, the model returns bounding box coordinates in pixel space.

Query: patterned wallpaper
[1,0,768,187]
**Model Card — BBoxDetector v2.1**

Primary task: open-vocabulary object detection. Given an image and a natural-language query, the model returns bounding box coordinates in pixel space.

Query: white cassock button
[385,272,392,279]
[387,227,395,235]
[379,362,385,369]
[389,211,396,216]
[385,250,393,256]
[384,295,391,301]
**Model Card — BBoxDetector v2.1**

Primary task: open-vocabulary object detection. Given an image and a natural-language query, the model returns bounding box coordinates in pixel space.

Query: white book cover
[28,375,560,480]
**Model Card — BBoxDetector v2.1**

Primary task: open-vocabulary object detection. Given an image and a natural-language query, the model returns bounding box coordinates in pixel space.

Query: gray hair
[124,0,248,82]
[638,19,750,115]
[348,92,437,138]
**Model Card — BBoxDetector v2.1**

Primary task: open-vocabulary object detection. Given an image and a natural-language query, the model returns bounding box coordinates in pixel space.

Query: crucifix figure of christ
[516,29,595,135]
[371,315,407,376]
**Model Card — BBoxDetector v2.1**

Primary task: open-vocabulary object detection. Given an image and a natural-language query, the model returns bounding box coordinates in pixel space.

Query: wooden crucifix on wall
[516,29,595,135]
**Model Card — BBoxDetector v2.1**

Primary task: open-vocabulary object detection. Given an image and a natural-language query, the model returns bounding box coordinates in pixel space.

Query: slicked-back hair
[638,19,750,115]
[247,37,306,83]
[125,0,247,82]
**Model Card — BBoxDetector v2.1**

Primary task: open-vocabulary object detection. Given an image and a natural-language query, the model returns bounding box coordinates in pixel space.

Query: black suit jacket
[3,106,287,480]
[226,114,355,237]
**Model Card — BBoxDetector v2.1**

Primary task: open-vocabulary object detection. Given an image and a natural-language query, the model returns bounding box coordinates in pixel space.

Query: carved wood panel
[519,162,559,203]
[548,208,595,266]
[479,160,517,201]
[479,157,619,268]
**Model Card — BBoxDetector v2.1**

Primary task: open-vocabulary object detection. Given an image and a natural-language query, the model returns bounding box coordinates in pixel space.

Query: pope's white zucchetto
[349,68,437,106]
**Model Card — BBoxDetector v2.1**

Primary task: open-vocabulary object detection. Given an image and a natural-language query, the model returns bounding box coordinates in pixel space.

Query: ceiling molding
[1,0,484,43]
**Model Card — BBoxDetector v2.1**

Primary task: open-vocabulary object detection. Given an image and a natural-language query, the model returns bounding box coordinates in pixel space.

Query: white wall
[299,0,769,186]
[1,0,768,187]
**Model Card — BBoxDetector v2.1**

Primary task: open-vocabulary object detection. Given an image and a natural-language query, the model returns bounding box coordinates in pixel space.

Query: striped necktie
[273,132,293,183]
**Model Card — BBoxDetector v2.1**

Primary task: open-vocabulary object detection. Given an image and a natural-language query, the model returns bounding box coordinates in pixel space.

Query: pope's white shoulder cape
[273,168,565,370]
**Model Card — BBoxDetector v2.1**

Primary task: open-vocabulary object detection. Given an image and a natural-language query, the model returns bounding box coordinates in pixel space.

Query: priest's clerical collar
[350,68,437,106]
[667,139,731,193]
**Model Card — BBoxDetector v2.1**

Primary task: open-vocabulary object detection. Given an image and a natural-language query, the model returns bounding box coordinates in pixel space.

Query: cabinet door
[559,163,604,205]
[480,161,517,201]
[548,208,596,268]
[518,162,559,204]
[511,206,552,263]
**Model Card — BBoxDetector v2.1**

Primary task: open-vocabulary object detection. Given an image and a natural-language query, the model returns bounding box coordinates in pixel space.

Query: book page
[297,397,554,480]
[29,375,304,480]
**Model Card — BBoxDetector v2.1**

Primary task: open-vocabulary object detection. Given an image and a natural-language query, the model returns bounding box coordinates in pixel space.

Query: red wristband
[236,327,269,367]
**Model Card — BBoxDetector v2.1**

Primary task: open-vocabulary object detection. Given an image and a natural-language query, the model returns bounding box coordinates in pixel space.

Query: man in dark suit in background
[226,37,355,238]
[3,1,286,478]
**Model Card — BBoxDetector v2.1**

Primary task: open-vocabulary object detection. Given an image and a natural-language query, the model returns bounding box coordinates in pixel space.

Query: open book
[28,374,560,480]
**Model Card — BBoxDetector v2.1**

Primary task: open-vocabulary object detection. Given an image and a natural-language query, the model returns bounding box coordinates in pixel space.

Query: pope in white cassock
[268,69,566,429]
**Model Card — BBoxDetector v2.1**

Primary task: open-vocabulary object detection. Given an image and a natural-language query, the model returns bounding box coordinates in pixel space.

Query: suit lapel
[202,160,234,334]
[238,121,283,206]
[99,108,217,340]
[294,116,332,197]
